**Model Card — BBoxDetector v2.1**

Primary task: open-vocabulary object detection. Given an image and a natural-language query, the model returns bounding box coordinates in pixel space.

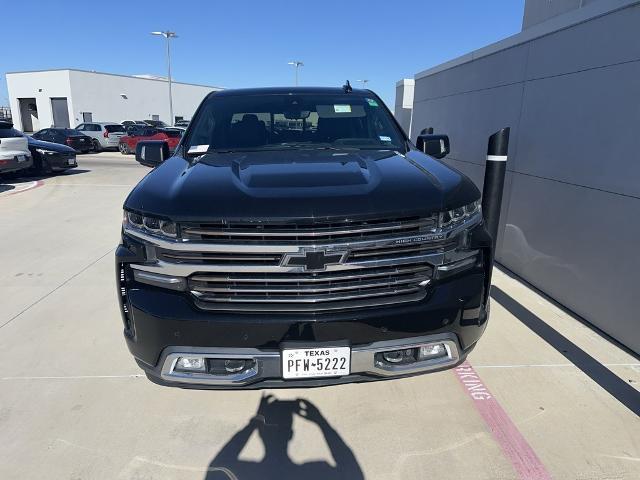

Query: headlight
[438,200,481,229]
[35,148,54,155]
[123,210,177,238]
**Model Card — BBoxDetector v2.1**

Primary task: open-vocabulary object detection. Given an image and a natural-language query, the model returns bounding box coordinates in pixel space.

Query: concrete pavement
[0,153,638,479]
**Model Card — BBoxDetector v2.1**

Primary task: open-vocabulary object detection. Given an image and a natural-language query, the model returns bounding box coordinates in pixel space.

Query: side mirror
[135,140,170,168]
[416,134,450,159]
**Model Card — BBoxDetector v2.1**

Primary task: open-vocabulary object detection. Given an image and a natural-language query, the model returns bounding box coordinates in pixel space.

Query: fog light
[418,343,447,360]
[382,350,404,363]
[175,356,206,372]
[224,359,247,373]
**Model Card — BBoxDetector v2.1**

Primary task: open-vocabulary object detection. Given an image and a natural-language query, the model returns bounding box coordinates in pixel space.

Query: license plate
[282,346,350,379]
[67,158,75,165]
[17,155,26,162]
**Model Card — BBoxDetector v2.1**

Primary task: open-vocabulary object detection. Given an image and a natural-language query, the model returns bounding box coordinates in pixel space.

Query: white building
[6,69,223,132]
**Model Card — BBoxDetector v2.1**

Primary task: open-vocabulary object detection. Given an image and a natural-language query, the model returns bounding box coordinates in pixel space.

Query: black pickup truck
[116,86,492,389]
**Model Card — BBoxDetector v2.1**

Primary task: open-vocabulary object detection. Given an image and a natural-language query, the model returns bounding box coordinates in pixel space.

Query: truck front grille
[130,214,470,312]
[147,215,459,312]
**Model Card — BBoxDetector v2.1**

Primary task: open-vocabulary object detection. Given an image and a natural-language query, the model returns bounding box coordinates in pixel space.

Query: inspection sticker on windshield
[379,135,392,142]
[282,346,350,379]
[366,98,379,107]
[188,144,209,154]
[334,104,352,113]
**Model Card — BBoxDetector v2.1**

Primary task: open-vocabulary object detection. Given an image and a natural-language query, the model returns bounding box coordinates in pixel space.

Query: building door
[82,112,93,122]
[18,98,39,132]
[51,97,70,128]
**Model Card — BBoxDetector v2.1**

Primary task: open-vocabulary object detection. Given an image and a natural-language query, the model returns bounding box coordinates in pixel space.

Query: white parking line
[0,374,144,380]
[473,363,640,368]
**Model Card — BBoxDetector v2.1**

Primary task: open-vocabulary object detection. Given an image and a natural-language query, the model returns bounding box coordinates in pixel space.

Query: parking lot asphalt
[1,152,639,480]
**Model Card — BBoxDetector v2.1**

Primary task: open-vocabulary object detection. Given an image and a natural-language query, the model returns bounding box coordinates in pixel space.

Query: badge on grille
[281,248,349,271]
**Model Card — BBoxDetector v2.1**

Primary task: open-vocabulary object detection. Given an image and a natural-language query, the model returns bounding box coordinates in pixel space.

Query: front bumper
[118,263,488,389]
[46,153,77,171]
[144,334,466,389]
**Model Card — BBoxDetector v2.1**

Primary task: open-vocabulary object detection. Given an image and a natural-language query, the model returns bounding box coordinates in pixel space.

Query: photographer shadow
[205,395,364,480]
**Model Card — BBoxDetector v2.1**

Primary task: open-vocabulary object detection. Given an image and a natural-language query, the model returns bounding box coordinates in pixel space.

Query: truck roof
[208,86,372,97]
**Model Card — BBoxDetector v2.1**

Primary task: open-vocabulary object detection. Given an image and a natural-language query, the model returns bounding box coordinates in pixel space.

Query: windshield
[186,93,406,153]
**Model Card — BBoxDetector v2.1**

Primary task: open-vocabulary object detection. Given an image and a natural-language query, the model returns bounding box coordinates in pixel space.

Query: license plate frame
[281,346,351,379]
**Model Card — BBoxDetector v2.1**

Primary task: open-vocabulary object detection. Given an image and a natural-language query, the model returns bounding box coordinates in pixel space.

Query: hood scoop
[239,160,370,188]
[229,152,378,190]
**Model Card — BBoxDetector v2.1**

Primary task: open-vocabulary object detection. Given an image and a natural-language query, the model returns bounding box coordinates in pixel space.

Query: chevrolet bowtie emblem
[281,249,349,271]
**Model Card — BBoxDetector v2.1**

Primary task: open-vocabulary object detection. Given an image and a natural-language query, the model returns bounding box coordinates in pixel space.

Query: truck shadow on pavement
[491,286,640,417]
[205,395,364,480]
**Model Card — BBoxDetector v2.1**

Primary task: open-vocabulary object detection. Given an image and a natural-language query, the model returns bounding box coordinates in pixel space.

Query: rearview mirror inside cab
[416,133,450,159]
[135,140,170,168]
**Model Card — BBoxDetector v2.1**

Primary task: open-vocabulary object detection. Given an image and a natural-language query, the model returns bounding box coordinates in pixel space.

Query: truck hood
[125,149,480,220]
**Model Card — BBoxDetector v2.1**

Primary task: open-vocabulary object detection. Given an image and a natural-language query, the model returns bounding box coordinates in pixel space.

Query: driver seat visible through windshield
[229,114,268,147]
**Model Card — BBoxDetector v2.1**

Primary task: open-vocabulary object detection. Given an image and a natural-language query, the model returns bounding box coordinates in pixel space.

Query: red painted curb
[0,180,44,198]
[454,362,552,480]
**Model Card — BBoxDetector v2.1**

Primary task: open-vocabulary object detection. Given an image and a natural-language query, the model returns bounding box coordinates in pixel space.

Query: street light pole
[288,61,304,86]
[151,30,178,126]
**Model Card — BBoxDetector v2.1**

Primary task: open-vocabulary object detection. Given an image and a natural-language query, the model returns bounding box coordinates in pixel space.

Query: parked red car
[118,127,182,155]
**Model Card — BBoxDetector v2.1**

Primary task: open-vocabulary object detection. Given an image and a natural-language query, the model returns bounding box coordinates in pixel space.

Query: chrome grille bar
[190,264,433,283]
[192,285,422,303]
[193,291,428,312]
[189,273,430,295]
[182,217,436,239]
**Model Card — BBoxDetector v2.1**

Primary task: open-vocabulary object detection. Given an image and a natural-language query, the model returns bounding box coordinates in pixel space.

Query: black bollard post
[481,127,510,255]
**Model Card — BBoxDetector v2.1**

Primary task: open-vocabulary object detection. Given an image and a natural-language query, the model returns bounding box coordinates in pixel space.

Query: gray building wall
[522,0,600,28]
[407,0,640,353]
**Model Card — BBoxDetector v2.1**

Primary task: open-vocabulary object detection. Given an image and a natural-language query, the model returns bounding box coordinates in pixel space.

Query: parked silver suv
[75,122,126,151]
[0,121,32,174]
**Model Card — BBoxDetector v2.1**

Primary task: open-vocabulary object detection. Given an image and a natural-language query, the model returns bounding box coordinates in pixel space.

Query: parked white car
[75,122,126,151]
[0,121,32,174]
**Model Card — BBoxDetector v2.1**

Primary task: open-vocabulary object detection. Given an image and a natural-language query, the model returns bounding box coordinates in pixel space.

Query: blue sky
[2,0,524,108]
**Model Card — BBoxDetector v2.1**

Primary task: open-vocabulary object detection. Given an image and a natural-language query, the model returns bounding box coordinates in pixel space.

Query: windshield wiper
[202,143,398,154]
[204,143,336,153]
